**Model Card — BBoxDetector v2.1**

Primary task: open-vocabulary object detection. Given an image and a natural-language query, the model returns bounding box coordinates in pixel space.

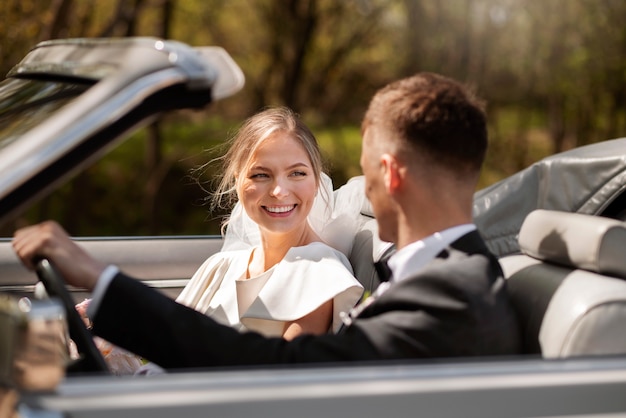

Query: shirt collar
[387,224,476,283]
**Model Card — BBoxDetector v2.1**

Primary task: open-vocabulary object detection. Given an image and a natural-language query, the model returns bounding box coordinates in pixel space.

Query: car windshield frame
[0,38,245,228]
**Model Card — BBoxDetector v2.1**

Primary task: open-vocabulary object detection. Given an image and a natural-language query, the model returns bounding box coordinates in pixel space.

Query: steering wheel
[35,259,109,374]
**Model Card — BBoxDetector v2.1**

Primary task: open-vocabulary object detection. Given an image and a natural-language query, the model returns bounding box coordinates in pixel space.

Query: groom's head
[359,72,488,246]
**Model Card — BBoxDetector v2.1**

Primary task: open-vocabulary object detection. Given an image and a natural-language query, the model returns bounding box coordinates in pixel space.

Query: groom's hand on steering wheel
[12,220,105,291]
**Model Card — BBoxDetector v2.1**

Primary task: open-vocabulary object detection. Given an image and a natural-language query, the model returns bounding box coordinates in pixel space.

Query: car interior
[500,209,626,358]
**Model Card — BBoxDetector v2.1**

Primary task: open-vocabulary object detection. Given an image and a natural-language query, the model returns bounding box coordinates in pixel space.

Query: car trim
[21,357,626,417]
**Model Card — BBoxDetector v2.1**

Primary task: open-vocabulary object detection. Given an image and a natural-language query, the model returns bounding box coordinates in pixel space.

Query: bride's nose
[269,178,289,198]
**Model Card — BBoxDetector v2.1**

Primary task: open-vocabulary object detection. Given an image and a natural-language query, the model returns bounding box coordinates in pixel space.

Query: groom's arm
[91,272,382,369]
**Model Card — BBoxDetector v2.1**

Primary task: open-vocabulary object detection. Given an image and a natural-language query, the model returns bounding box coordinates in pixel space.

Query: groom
[13,72,521,367]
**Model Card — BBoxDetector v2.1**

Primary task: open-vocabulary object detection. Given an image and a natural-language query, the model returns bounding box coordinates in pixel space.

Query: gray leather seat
[332,176,394,295]
[499,209,626,357]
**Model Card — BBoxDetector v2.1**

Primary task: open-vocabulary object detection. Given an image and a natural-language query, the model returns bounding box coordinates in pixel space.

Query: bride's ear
[233,173,243,198]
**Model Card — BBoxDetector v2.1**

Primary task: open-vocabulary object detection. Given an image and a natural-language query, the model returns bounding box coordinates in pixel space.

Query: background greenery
[2,0,625,236]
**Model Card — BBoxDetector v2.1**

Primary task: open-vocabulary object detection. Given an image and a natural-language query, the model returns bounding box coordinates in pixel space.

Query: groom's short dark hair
[362,72,488,175]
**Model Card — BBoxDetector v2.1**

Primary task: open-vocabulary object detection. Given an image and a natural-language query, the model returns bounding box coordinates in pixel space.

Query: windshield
[0,78,91,151]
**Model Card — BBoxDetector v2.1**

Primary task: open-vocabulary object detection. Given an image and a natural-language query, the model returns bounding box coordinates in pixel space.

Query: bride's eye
[249,172,269,179]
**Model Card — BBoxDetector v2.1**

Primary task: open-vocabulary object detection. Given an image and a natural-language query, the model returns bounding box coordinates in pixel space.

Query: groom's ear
[381,154,402,195]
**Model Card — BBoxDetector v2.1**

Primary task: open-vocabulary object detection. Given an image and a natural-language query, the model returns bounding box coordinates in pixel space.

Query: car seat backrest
[332,176,394,295]
[499,209,626,358]
[347,216,395,295]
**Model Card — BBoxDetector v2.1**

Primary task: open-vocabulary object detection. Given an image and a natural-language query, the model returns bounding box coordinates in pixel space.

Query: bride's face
[238,131,318,237]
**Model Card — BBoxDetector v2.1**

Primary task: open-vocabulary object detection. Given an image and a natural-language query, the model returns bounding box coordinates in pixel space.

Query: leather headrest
[518,209,626,278]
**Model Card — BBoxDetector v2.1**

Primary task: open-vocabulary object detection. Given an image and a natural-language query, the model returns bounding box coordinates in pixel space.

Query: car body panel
[20,358,626,417]
[0,236,221,300]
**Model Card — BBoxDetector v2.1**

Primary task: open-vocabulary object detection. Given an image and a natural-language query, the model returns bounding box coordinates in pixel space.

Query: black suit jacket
[92,230,521,369]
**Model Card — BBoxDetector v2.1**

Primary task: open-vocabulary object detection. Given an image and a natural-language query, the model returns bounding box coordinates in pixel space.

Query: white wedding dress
[176,242,363,335]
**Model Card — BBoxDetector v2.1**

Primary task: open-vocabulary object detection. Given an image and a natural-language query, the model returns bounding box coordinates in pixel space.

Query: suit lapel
[339,230,489,333]
[446,229,489,256]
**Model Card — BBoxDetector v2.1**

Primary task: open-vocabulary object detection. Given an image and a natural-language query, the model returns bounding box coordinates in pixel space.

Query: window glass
[0,78,91,151]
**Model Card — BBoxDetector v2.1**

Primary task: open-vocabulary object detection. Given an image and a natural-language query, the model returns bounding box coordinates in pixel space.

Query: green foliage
[4,0,626,236]
[315,125,363,187]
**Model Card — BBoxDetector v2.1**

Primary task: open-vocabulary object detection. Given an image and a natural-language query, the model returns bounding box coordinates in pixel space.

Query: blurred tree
[173,0,393,122]
[1,1,52,76]
[46,0,74,39]
[145,0,176,234]
[100,0,147,37]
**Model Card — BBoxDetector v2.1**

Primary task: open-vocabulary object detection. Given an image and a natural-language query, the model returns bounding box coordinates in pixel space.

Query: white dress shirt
[86,265,119,319]
[376,224,477,296]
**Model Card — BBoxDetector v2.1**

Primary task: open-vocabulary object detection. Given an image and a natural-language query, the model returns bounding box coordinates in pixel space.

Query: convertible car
[1,38,626,417]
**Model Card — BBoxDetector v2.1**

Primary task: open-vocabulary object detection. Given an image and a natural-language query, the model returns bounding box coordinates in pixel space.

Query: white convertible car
[1,38,626,418]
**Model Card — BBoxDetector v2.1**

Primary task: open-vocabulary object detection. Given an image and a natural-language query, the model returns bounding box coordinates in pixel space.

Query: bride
[177,106,363,339]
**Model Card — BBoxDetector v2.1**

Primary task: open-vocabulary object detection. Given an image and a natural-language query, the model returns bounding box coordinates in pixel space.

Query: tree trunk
[143,0,175,234]
[99,0,146,37]
[46,0,74,39]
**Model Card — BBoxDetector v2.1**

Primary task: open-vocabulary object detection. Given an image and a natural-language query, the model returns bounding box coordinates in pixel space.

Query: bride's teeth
[266,205,294,213]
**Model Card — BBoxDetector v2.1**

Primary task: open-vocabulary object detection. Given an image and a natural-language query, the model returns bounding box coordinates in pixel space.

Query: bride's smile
[263,204,297,215]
